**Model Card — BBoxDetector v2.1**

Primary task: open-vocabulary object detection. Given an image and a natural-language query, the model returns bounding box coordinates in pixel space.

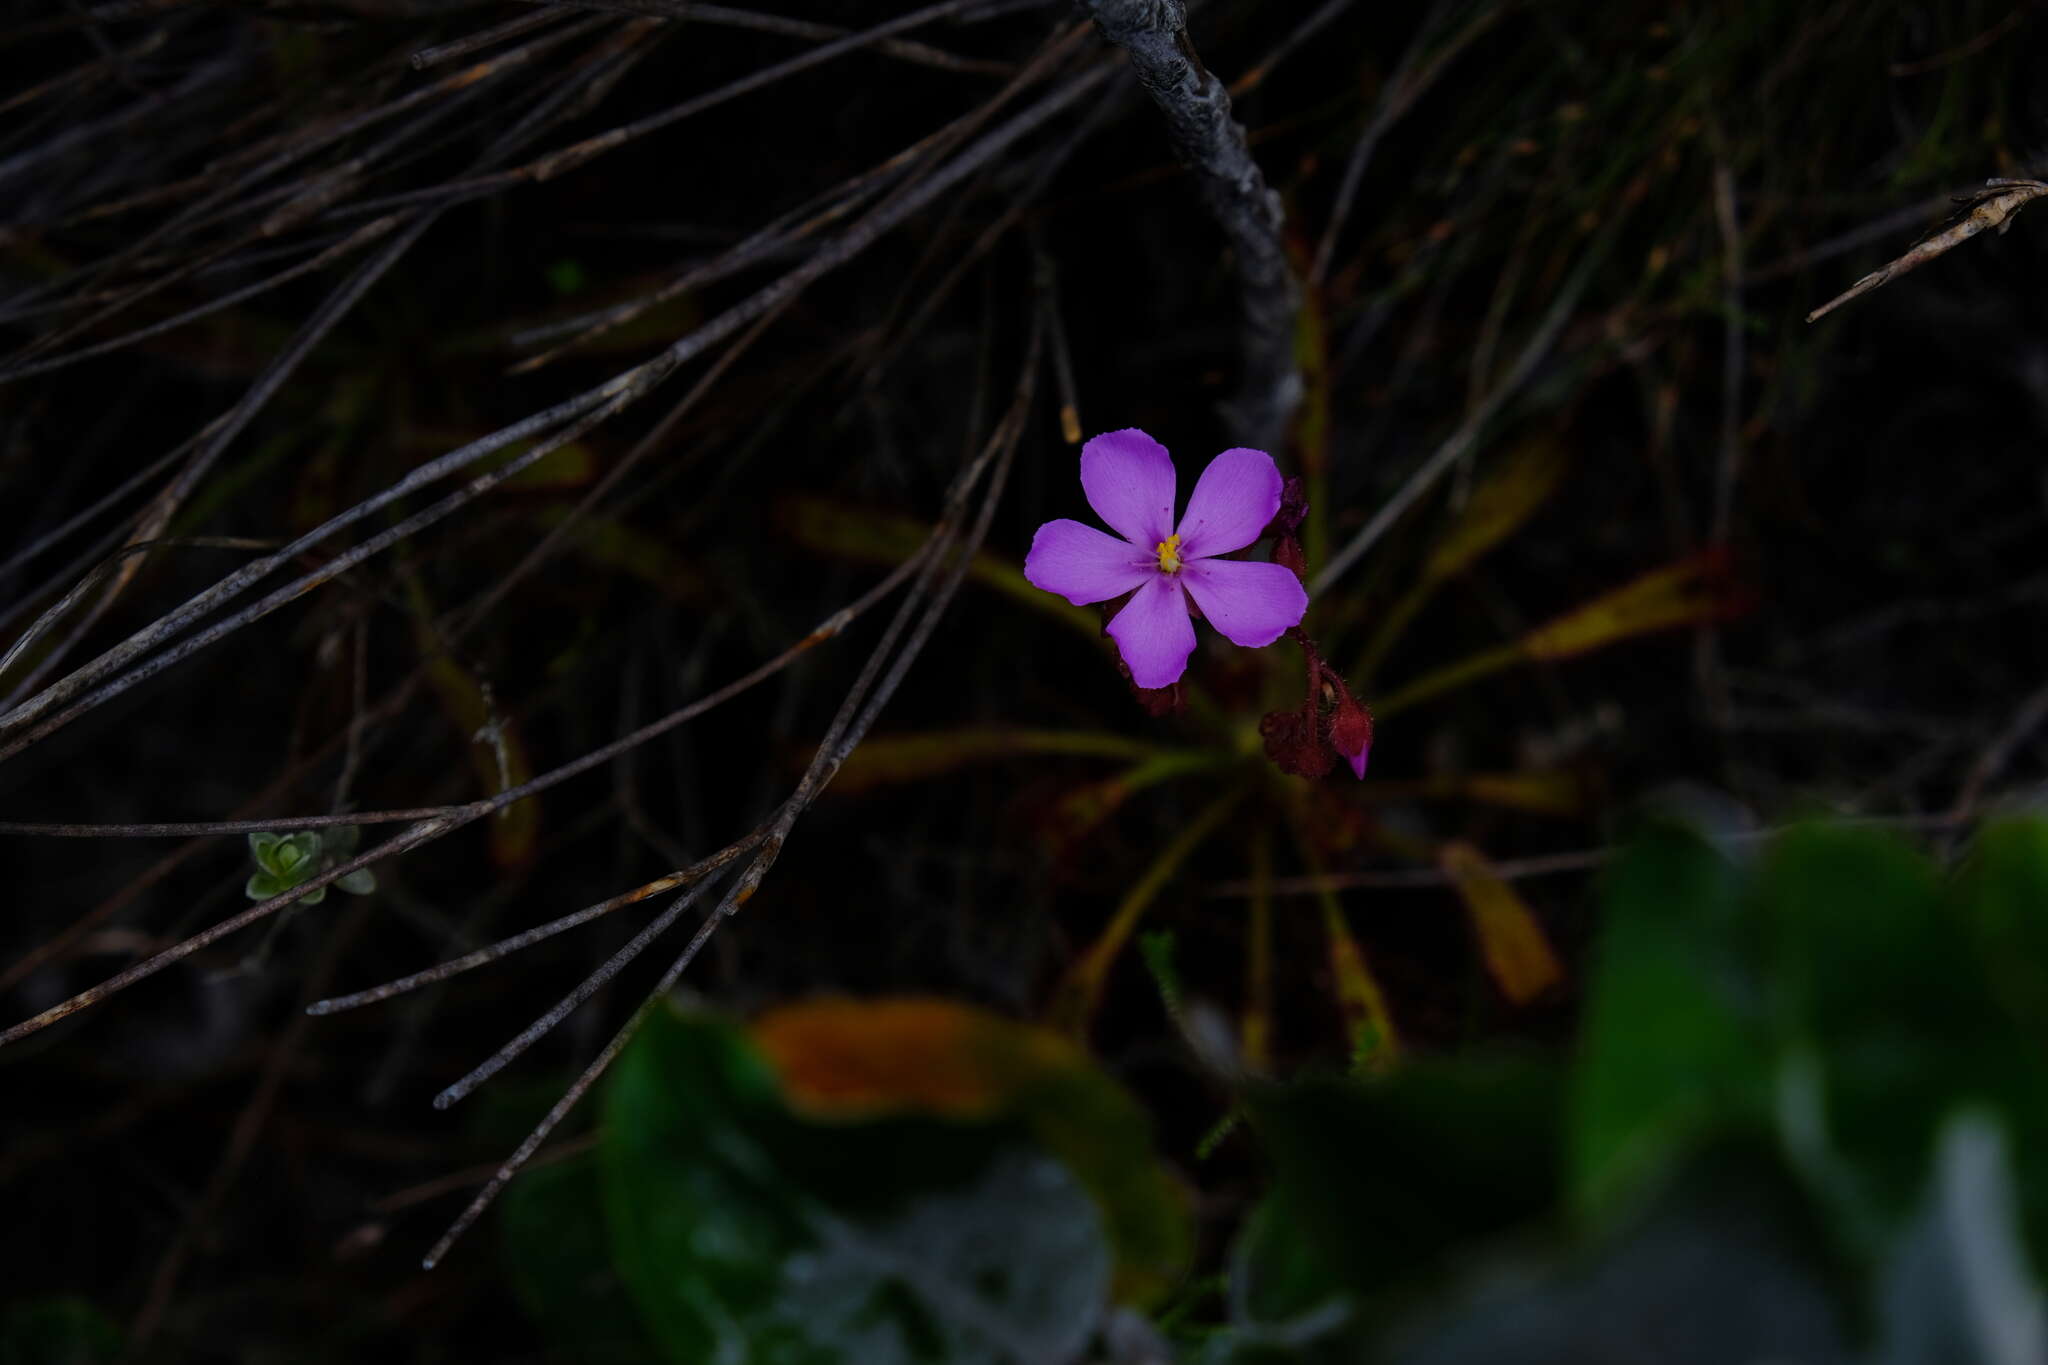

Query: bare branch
[1806,179,2048,323]
[1076,0,1299,448]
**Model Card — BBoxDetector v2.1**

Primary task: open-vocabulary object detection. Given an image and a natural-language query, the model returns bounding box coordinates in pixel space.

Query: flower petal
[1106,574,1196,689]
[1180,557,1306,648]
[1024,519,1154,605]
[1175,447,1282,559]
[1081,429,1177,548]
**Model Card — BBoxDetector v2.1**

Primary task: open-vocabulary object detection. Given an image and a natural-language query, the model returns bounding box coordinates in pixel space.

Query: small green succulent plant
[245,826,376,904]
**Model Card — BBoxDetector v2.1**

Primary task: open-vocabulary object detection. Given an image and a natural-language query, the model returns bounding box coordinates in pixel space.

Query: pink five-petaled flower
[1024,429,1309,689]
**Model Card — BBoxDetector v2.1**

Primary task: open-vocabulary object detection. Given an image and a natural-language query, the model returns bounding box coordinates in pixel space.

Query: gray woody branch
[1079,0,1301,451]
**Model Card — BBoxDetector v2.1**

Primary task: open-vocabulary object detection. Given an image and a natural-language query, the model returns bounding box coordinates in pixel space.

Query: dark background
[4,1,2047,1357]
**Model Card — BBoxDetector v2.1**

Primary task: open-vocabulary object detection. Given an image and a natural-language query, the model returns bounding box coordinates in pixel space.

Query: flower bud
[1328,690,1374,780]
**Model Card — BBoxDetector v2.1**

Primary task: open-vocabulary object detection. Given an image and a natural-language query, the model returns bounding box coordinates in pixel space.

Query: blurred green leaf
[1198,1057,1563,1362]
[1001,1032,1193,1307]
[0,1298,120,1365]
[1208,1196,1361,1364]
[336,868,377,896]
[1240,1055,1562,1305]
[601,999,1115,1365]
[1874,1113,2046,1365]
[1382,1144,1850,1365]
[1758,824,2026,1238]
[1955,817,2048,1037]
[245,870,287,900]
[501,1152,664,1365]
[1950,818,2048,1261]
[1569,823,1767,1217]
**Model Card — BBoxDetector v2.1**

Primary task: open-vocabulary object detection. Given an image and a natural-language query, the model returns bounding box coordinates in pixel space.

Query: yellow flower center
[1154,533,1183,574]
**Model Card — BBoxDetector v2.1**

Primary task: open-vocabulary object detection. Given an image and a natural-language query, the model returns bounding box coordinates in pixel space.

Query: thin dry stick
[0,217,440,710]
[0,524,940,1045]
[1805,178,2048,323]
[127,897,376,1353]
[512,18,1086,372]
[0,817,457,1048]
[0,28,167,119]
[410,6,576,70]
[1211,813,1975,897]
[0,753,363,996]
[1695,150,1745,738]
[9,15,583,359]
[0,809,478,838]
[7,30,685,719]
[0,23,644,712]
[338,0,1005,219]
[418,971,644,1268]
[515,0,1016,76]
[1709,159,1745,545]
[429,870,738,1109]
[0,536,276,687]
[419,315,1040,1270]
[0,62,1107,756]
[0,441,187,585]
[3,18,605,342]
[306,841,764,1016]
[0,297,1006,1004]
[1078,0,1299,449]
[1947,676,2048,827]
[1890,6,2032,78]
[0,214,404,385]
[426,484,972,1118]
[1311,209,1621,596]
[0,50,241,201]
[459,312,794,633]
[1229,0,1358,96]
[1308,0,1505,288]
[0,362,633,747]
[0,305,775,867]
[369,1133,597,1216]
[1038,242,1083,443]
[507,141,913,365]
[858,72,1109,389]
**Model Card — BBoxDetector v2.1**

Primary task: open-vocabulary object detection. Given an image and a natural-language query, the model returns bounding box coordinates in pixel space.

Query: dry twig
[1805,178,2048,323]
